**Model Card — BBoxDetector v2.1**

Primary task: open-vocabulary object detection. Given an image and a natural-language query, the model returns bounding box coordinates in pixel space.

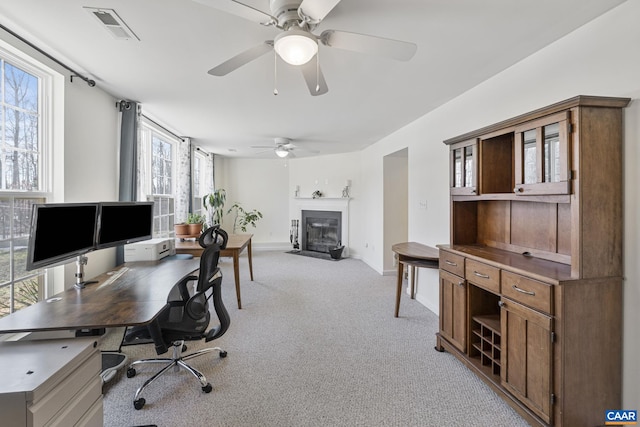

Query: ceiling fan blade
[320,30,417,61]
[208,41,273,76]
[193,0,276,26]
[300,57,328,96]
[299,0,342,22]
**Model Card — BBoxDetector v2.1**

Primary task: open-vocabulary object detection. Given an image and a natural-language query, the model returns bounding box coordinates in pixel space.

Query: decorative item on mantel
[342,179,351,198]
[294,185,300,198]
[311,190,323,199]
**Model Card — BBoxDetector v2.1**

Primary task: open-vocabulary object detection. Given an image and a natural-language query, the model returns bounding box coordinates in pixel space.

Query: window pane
[0,283,11,317]
[543,123,560,183]
[13,237,29,280]
[3,62,38,112]
[4,107,39,151]
[0,199,10,240]
[0,239,9,284]
[12,278,39,312]
[523,130,537,184]
[4,150,39,191]
[464,146,473,187]
[454,148,462,188]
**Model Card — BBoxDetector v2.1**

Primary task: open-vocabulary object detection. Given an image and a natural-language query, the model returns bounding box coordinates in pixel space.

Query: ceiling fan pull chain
[315,48,320,93]
[273,50,279,96]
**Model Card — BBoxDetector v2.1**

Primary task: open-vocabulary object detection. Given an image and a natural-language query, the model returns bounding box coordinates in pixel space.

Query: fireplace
[301,210,342,253]
[294,197,350,257]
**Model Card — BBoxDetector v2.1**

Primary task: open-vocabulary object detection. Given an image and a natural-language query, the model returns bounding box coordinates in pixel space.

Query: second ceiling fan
[194,0,417,96]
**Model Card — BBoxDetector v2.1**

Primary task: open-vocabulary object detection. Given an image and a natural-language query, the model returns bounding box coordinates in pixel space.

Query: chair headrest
[198,225,228,250]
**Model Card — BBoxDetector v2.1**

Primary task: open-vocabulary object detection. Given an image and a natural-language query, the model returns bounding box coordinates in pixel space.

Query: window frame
[0,42,54,319]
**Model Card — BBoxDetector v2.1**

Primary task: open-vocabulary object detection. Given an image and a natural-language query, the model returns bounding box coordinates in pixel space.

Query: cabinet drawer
[465,259,500,293]
[501,271,552,314]
[29,350,101,427]
[439,251,465,277]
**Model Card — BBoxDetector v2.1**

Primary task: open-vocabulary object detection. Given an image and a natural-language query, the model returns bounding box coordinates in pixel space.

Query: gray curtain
[117,100,139,264]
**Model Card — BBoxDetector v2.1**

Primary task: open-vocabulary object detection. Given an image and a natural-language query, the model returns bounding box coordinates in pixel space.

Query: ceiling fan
[193,0,417,96]
[251,137,318,158]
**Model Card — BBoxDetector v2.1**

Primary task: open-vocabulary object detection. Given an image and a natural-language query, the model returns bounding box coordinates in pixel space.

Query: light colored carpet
[101,251,531,427]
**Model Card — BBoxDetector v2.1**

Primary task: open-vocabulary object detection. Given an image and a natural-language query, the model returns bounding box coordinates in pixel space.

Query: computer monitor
[26,203,99,271]
[96,202,153,249]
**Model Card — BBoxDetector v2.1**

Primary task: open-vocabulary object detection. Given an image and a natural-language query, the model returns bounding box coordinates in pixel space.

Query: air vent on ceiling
[84,7,140,41]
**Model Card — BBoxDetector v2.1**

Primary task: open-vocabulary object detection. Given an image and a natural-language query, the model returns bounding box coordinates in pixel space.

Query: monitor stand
[74,255,97,289]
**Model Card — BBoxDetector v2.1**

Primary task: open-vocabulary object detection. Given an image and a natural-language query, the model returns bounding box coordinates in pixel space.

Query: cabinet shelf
[471,314,501,376]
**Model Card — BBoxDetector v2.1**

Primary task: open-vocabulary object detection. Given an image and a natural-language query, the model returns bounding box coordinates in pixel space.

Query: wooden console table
[175,233,253,309]
[391,242,439,317]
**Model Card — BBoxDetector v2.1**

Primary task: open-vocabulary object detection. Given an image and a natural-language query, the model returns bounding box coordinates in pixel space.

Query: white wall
[363,0,640,410]
[214,157,289,246]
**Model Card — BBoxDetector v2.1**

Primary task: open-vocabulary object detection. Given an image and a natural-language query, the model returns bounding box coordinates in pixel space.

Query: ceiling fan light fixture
[275,146,290,158]
[274,28,318,65]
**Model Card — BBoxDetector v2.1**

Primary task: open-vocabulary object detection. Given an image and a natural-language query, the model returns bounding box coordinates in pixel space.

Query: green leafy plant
[203,188,226,226]
[186,212,205,224]
[227,203,263,233]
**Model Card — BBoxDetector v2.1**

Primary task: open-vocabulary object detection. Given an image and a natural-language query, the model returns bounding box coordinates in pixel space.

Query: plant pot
[187,223,203,235]
[174,223,189,235]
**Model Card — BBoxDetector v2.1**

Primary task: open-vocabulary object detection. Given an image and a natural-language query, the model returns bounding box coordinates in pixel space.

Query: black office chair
[124,226,230,410]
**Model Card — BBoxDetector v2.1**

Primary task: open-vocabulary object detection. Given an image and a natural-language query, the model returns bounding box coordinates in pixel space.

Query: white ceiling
[0,0,626,158]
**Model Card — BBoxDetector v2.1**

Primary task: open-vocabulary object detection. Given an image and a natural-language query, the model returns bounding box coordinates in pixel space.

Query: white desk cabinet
[0,338,103,427]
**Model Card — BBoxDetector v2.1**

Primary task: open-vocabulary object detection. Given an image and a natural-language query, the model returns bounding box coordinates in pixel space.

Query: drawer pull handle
[473,271,490,279]
[457,281,464,287]
[512,285,536,296]
[445,260,457,266]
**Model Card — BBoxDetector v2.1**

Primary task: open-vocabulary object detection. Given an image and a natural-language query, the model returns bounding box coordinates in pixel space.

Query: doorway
[383,148,408,274]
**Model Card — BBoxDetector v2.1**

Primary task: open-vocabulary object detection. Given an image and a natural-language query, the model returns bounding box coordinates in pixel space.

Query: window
[0,49,52,318]
[140,120,177,238]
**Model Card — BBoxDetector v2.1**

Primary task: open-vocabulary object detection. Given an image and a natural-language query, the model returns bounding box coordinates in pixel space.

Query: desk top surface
[175,233,252,254]
[391,242,439,261]
[0,256,200,334]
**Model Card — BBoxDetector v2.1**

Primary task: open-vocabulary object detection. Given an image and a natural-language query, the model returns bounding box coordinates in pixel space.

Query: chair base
[126,340,227,410]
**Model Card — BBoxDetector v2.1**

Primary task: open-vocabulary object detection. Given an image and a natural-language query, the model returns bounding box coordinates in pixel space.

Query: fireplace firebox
[301,210,342,254]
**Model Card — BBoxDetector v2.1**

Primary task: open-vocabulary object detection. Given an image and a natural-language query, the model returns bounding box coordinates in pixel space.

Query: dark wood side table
[391,242,439,317]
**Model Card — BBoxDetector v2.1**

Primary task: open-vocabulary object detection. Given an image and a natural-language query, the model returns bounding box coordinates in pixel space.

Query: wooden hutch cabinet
[436,95,629,427]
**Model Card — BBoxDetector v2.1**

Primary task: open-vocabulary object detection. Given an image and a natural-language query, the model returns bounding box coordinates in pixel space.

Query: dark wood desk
[391,242,439,317]
[175,233,253,309]
[0,257,200,333]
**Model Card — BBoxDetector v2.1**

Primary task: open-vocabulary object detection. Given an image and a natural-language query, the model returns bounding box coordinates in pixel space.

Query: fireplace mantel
[294,197,350,256]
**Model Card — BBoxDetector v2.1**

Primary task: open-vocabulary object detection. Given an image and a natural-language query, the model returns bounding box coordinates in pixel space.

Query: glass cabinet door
[514,111,570,195]
[450,139,477,195]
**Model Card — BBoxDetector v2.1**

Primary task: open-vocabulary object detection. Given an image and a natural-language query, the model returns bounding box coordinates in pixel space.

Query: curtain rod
[142,114,185,142]
[0,22,96,87]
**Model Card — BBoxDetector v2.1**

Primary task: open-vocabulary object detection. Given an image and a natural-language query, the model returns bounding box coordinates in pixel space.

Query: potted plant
[174,222,190,236]
[186,212,205,235]
[227,203,263,233]
[203,189,226,227]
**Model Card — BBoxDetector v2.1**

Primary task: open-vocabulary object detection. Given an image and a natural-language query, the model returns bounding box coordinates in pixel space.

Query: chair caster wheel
[202,383,213,393]
[219,350,227,358]
[134,398,146,410]
[182,344,187,352]
[126,368,136,378]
